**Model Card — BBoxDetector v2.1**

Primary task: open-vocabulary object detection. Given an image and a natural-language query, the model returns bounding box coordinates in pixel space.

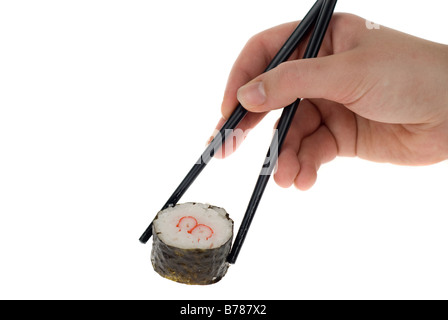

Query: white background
[0,0,447,300]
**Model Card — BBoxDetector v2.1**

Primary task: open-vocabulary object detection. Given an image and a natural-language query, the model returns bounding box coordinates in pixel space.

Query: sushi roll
[151,202,233,285]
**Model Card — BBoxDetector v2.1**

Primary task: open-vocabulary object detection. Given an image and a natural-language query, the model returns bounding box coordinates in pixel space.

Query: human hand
[215,13,448,190]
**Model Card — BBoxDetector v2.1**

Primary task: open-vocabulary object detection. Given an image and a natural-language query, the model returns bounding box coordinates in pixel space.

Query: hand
[215,13,448,190]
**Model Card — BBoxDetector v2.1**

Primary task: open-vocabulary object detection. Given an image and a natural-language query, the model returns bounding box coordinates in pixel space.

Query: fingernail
[237,81,266,109]
[206,117,227,146]
[206,128,219,146]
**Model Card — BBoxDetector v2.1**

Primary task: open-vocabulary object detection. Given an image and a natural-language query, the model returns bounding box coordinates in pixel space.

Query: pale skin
[214,13,448,190]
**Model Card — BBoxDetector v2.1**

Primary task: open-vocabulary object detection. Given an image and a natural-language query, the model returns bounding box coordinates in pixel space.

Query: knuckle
[281,61,308,96]
[245,31,266,50]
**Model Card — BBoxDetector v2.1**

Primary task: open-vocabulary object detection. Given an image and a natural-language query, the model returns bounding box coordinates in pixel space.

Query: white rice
[153,203,233,250]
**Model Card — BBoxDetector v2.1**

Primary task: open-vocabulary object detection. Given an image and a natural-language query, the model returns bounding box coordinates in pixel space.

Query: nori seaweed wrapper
[151,203,233,285]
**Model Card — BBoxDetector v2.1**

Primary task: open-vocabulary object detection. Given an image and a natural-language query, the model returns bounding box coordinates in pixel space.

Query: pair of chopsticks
[139,0,338,264]
[228,0,338,263]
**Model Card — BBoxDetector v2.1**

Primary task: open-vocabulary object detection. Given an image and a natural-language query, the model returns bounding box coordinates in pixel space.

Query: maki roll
[151,202,233,285]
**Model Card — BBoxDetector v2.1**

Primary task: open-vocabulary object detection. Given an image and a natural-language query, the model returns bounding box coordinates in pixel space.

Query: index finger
[214,22,303,159]
[221,21,302,123]
[221,12,366,120]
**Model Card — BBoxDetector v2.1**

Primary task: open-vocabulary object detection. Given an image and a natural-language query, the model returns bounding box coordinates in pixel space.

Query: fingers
[215,21,303,158]
[215,13,367,165]
[235,13,370,113]
[294,125,338,190]
[237,51,367,113]
[207,116,254,160]
[221,21,302,121]
[222,13,366,120]
[274,122,339,191]
[273,99,357,190]
[273,99,321,187]
[208,112,267,159]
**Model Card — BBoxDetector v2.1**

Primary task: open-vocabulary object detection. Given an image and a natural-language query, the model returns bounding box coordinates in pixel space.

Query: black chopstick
[227,0,338,264]
[139,0,324,244]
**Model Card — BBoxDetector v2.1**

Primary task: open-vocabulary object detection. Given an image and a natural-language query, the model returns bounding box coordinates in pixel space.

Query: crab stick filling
[177,216,214,242]
[176,216,197,233]
[190,224,214,241]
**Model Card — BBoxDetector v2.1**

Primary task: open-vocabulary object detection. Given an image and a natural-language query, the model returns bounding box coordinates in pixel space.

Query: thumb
[237,52,364,112]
